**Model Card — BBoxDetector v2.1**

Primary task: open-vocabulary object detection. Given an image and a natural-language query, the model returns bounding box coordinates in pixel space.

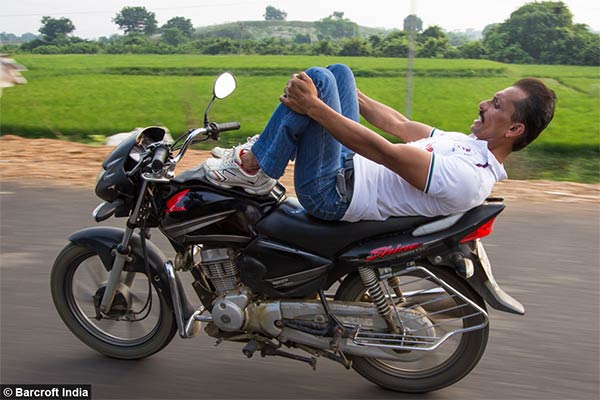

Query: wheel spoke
[72,280,97,298]
[73,290,95,305]
[130,291,148,305]
[126,320,149,338]
[86,264,106,286]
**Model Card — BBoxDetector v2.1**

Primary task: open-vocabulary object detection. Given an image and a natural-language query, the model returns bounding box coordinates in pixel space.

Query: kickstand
[318,290,355,365]
[261,345,317,371]
[318,290,353,339]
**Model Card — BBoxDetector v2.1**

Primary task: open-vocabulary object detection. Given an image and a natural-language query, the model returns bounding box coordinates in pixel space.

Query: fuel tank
[159,165,286,246]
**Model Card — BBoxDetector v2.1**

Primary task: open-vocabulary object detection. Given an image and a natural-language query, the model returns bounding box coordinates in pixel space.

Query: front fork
[99,180,148,314]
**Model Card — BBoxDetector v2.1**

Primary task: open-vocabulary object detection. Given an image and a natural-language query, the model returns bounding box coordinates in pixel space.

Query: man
[203,64,556,221]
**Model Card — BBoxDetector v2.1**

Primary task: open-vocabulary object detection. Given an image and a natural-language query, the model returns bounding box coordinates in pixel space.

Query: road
[1,182,598,399]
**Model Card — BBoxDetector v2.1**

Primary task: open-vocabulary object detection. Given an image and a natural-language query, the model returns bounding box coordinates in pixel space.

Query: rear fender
[464,240,525,315]
[68,226,192,314]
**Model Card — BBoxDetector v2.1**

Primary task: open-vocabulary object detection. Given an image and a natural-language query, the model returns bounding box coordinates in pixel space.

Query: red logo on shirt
[424,143,434,153]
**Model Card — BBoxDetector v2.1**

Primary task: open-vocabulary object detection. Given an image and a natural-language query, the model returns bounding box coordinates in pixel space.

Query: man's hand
[280,71,320,115]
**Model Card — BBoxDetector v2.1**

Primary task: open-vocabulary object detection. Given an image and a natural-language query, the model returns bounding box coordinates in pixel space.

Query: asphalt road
[1,182,598,400]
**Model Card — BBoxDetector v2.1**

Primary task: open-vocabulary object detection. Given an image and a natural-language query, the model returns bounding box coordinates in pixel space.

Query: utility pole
[405,0,417,118]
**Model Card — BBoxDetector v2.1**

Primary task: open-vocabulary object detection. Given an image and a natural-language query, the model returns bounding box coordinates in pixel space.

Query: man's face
[470,86,527,143]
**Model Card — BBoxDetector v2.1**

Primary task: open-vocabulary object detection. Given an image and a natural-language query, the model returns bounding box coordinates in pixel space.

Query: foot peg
[242,339,261,358]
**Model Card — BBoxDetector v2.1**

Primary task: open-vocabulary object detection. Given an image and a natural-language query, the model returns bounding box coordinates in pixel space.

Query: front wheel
[51,243,177,359]
[335,264,489,393]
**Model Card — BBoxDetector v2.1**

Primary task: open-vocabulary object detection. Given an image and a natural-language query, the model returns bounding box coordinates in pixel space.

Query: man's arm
[281,72,432,191]
[357,89,433,143]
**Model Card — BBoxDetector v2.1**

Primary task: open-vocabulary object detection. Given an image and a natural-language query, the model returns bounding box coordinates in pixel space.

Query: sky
[1,0,598,39]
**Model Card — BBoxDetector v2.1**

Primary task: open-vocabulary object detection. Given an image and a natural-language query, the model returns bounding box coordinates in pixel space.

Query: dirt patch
[1,135,598,204]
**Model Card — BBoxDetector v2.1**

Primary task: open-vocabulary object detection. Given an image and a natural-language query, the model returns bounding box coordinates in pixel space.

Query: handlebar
[207,121,241,140]
[170,121,240,167]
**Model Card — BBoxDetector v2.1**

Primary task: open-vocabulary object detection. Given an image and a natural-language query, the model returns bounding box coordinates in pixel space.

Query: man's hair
[511,78,556,151]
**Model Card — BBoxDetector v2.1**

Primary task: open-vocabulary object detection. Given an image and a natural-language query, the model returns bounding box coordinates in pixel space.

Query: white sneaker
[203,147,276,195]
[211,134,259,159]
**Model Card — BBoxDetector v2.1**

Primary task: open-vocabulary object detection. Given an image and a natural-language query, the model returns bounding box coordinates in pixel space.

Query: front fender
[68,226,188,313]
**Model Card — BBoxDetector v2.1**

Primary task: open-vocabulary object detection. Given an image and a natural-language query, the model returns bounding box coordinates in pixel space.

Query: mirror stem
[204,95,216,127]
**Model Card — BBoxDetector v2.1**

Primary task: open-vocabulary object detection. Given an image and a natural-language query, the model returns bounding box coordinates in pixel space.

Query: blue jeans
[251,64,359,220]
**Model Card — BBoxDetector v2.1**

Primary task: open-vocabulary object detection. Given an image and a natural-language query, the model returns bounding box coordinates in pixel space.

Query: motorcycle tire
[51,243,177,360]
[335,264,489,393]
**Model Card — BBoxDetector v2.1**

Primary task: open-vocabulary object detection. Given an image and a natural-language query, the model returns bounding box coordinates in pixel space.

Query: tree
[311,39,339,56]
[482,1,598,65]
[315,12,358,39]
[202,38,236,54]
[294,33,311,44]
[420,25,445,41]
[113,6,158,35]
[403,14,423,32]
[39,16,75,43]
[379,38,409,57]
[459,41,486,59]
[339,38,370,56]
[162,28,187,46]
[264,6,287,21]
[418,37,449,58]
[505,1,572,60]
[162,17,194,38]
[367,34,383,49]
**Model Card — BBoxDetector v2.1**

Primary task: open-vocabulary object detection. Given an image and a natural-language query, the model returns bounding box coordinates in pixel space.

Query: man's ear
[506,122,525,139]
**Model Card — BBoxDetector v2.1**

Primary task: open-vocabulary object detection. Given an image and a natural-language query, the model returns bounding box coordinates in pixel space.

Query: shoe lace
[218,147,239,168]
[246,134,259,145]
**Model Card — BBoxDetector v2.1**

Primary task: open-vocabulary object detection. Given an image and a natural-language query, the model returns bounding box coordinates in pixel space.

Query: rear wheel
[335,264,489,393]
[51,243,177,359]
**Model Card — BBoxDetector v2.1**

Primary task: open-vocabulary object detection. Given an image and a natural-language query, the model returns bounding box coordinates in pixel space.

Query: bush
[459,41,486,59]
[63,42,101,54]
[32,45,62,54]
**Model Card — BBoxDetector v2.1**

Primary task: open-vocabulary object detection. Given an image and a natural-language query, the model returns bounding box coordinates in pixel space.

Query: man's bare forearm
[305,97,431,191]
[358,90,433,143]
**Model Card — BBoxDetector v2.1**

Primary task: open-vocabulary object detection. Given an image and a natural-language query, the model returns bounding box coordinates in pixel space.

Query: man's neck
[489,145,512,164]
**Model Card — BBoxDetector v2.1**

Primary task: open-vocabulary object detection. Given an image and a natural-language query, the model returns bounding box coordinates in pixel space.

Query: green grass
[1,54,598,182]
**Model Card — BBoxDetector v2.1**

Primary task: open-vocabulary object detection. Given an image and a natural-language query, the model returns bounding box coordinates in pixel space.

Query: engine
[196,247,250,332]
[197,247,241,293]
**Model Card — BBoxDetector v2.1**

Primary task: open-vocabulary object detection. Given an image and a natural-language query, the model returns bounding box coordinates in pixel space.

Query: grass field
[1,54,598,182]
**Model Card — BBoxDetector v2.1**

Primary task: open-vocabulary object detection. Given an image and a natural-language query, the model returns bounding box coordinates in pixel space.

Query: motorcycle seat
[256,197,442,259]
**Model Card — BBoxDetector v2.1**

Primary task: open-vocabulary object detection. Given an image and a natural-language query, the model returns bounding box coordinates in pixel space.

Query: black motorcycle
[51,72,524,393]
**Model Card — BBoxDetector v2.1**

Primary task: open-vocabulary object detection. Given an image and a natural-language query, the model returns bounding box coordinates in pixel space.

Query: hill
[195,20,390,42]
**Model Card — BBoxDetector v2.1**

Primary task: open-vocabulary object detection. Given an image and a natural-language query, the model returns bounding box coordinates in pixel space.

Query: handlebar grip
[213,122,241,132]
[151,145,170,172]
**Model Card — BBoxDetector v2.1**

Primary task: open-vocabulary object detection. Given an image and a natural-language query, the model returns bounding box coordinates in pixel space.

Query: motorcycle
[51,72,524,393]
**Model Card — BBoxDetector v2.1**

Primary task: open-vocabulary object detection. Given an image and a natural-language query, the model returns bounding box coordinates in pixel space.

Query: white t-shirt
[341,129,507,222]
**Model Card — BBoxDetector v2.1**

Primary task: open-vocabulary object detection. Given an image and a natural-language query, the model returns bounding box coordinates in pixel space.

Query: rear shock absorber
[358,266,399,334]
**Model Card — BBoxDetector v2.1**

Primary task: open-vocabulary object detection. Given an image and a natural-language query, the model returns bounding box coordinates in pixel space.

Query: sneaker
[211,134,259,159]
[203,148,276,195]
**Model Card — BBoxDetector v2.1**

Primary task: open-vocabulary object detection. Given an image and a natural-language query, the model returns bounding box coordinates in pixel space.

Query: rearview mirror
[213,72,236,99]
